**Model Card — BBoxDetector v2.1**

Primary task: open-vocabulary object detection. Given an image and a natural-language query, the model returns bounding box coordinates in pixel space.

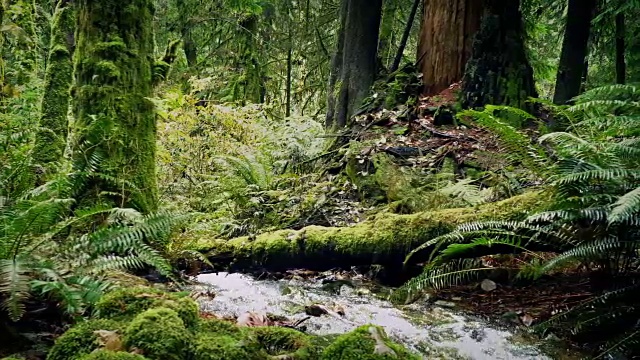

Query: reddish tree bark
[417,0,483,95]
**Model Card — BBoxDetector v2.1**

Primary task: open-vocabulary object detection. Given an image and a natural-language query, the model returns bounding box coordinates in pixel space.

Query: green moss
[250,326,321,359]
[196,191,549,269]
[192,334,264,360]
[47,319,126,360]
[95,287,199,328]
[321,325,420,360]
[78,350,148,360]
[72,0,158,212]
[32,0,75,180]
[198,318,244,338]
[123,308,191,360]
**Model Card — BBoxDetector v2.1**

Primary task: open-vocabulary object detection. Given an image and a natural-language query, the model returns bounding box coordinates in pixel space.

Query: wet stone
[194,272,560,360]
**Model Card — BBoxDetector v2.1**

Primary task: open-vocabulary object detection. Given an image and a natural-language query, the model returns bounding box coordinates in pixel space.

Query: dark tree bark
[461,0,537,110]
[325,0,383,129]
[71,0,158,212]
[553,0,597,105]
[615,13,626,85]
[390,0,421,73]
[33,0,75,183]
[417,0,484,95]
[176,0,197,67]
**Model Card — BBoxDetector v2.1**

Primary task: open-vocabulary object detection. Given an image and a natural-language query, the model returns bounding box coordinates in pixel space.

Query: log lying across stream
[194,192,547,274]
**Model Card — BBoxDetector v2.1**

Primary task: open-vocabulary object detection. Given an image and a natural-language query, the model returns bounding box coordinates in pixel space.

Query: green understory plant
[396,84,640,358]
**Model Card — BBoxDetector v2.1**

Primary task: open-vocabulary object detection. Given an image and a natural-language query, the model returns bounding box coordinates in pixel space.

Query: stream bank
[193,271,582,360]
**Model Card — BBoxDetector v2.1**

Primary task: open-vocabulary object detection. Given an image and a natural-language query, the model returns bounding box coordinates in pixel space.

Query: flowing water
[193,272,571,360]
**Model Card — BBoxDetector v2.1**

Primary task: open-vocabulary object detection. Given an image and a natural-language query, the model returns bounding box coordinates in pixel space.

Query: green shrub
[78,350,148,360]
[321,325,420,360]
[123,308,191,360]
[47,319,126,360]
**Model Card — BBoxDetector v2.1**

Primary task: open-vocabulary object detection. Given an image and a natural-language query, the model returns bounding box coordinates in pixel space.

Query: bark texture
[71,0,158,212]
[33,0,75,182]
[195,192,547,272]
[417,0,483,95]
[461,0,537,110]
[325,0,383,129]
[553,0,597,105]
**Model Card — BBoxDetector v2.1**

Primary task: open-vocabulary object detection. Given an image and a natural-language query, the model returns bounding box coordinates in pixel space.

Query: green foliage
[123,307,191,360]
[398,84,640,357]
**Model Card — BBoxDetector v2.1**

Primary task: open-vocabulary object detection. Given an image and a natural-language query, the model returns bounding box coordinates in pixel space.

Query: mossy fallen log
[195,191,549,273]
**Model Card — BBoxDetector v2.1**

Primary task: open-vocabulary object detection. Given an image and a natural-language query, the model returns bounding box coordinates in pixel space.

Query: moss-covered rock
[78,350,148,360]
[198,317,244,338]
[251,326,321,359]
[321,325,420,360]
[47,319,126,360]
[196,191,549,271]
[192,334,265,360]
[123,308,191,360]
[95,287,199,328]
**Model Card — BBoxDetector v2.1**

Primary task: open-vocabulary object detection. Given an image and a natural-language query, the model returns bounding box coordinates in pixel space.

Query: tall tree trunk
[32,0,75,183]
[615,12,626,85]
[390,0,421,73]
[417,0,483,96]
[71,0,158,212]
[378,0,398,69]
[176,0,197,68]
[10,0,39,83]
[553,0,597,105]
[461,0,537,110]
[325,0,383,129]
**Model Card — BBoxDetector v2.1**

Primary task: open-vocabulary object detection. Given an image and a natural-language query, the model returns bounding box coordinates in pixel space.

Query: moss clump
[78,350,148,360]
[251,326,321,359]
[321,325,420,360]
[95,287,199,328]
[47,319,126,360]
[123,308,191,360]
[192,334,264,360]
[198,318,244,338]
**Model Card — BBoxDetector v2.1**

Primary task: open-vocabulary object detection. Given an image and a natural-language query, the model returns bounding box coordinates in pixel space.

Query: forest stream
[192,272,575,360]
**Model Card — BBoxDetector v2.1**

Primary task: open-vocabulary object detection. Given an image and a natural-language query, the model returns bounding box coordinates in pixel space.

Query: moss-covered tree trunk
[461,0,537,110]
[417,0,483,96]
[615,12,626,85]
[7,0,39,83]
[71,0,158,212]
[175,0,196,68]
[552,0,596,105]
[325,0,383,129]
[32,0,75,183]
[195,193,547,274]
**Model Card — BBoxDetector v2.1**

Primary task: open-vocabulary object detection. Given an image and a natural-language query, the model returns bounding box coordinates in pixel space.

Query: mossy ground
[48,286,421,360]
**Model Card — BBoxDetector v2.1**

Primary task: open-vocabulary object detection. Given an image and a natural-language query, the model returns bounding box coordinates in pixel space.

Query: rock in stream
[193,272,553,360]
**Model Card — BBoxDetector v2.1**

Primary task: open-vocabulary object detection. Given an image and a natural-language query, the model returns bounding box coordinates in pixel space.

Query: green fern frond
[400,258,491,292]
[541,239,639,274]
[608,186,640,224]
[0,258,31,321]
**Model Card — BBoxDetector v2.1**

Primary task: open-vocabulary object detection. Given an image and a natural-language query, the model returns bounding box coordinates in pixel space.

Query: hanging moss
[70,0,158,212]
[32,0,75,182]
